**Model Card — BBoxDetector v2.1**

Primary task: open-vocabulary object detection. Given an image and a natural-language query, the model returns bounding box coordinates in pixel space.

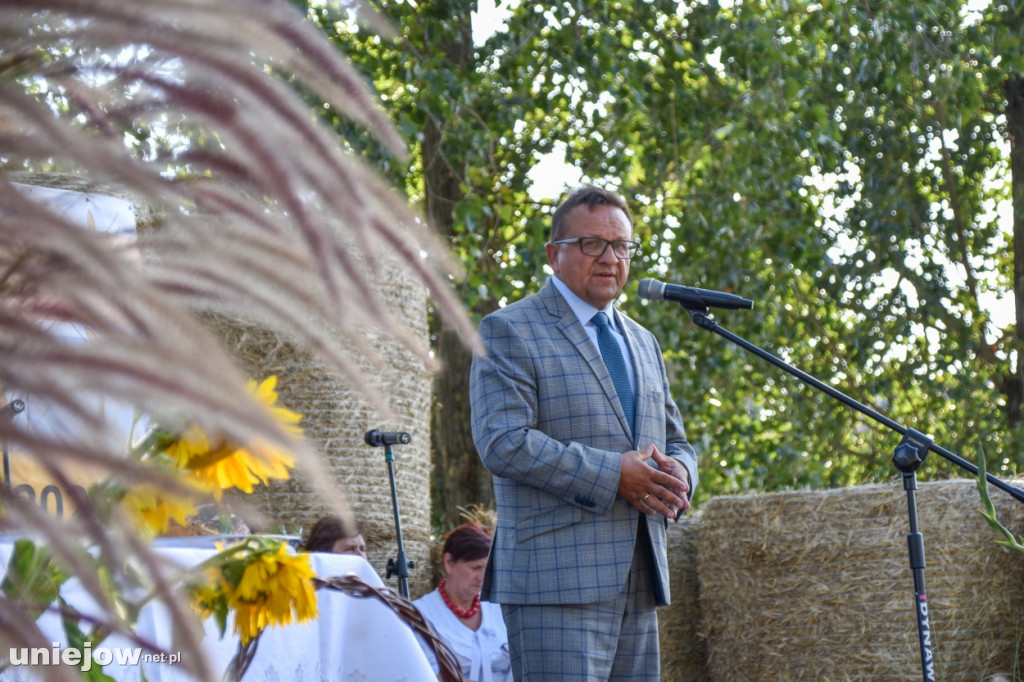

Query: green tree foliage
[311,0,1024,510]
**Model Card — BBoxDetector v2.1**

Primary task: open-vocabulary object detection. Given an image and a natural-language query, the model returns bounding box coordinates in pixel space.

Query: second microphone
[364,430,411,447]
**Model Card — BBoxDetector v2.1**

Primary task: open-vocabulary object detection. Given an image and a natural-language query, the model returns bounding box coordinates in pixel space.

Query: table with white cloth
[0,536,438,682]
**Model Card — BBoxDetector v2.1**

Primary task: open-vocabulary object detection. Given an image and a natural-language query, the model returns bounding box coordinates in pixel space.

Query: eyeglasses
[550,237,641,260]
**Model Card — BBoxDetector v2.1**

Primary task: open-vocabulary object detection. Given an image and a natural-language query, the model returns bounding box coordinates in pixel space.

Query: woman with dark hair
[414,523,511,682]
[301,516,368,559]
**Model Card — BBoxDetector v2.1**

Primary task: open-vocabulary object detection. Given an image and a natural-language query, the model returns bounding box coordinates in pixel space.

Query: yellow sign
[5,450,103,520]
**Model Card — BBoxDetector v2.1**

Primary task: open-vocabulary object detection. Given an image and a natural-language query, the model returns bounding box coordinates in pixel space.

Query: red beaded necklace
[438,578,481,619]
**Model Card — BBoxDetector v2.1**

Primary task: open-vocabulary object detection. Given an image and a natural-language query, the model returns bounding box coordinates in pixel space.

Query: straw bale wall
[666,478,1024,681]
[202,260,435,598]
[661,515,710,682]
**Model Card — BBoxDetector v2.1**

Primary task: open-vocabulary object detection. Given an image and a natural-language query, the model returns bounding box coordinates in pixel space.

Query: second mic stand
[382,440,414,598]
[2,399,26,490]
[683,305,1024,682]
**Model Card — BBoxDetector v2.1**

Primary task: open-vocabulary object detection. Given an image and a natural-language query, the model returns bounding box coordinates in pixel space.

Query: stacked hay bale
[206,257,435,598]
[661,514,710,682]
[697,478,1024,680]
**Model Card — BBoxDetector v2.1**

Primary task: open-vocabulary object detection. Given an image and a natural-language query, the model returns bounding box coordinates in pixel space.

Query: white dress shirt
[550,274,637,395]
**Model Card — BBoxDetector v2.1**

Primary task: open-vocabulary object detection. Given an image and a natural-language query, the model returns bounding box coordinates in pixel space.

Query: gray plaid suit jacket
[470,280,698,607]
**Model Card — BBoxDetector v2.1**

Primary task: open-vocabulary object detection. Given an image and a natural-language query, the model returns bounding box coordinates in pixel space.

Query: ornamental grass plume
[0,0,476,679]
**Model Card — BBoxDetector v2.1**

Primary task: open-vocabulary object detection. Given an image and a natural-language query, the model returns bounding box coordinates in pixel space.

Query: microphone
[364,429,411,447]
[638,278,753,310]
[2,400,25,420]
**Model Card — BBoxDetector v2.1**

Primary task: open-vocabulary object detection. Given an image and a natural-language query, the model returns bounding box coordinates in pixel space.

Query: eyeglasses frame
[549,237,641,260]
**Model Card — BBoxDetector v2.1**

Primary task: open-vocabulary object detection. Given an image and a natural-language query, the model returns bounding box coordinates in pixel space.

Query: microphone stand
[681,305,1024,682]
[2,399,26,490]
[379,439,414,598]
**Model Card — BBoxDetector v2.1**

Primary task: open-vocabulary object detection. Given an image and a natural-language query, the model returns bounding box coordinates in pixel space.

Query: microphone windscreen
[637,278,664,301]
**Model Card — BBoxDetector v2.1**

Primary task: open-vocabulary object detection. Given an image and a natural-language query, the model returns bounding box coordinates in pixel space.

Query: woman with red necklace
[414,523,511,682]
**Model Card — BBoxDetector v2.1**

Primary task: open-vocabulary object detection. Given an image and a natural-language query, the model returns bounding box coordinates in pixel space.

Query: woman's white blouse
[413,588,512,682]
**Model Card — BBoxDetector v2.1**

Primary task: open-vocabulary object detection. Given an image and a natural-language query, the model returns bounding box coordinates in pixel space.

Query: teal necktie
[593,311,634,436]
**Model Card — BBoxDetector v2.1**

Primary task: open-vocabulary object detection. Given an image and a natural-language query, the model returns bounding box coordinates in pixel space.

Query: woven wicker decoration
[679,477,1024,681]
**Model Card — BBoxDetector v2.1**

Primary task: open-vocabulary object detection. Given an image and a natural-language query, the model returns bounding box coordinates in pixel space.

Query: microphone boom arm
[682,306,1024,682]
[686,309,1024,501]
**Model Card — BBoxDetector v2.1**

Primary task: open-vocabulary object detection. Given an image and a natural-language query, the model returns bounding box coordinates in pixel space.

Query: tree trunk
[1002,74,1024,427]
[431,313,494,529]
[420,2,495,531]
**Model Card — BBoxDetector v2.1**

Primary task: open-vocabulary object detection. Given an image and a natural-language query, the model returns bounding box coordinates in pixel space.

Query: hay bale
[698,478,1024,681]
[8,173,438,597]
[661,514,710,682]
[204,259,436,598]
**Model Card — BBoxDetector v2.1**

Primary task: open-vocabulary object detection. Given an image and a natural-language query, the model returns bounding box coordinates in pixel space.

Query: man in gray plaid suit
[470,185,698,681]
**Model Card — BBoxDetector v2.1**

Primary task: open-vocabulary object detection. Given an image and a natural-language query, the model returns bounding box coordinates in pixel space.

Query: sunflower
[189,570,230,626]
[227,543,317,644]
[119,481,198,537]
[164,376,301,498]
[249,375,303,437]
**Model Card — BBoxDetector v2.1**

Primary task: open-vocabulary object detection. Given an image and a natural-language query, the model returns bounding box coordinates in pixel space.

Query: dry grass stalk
[0,1,475,677]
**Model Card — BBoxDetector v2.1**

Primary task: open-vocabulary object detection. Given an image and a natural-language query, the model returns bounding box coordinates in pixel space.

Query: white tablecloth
[0,538,438,681]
